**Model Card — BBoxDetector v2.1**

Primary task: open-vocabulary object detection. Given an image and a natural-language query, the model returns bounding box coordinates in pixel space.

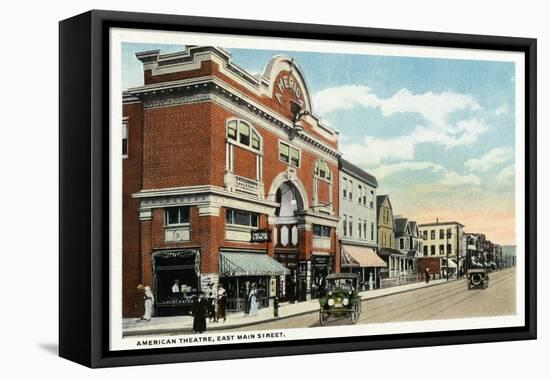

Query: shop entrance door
[152,250,200,316]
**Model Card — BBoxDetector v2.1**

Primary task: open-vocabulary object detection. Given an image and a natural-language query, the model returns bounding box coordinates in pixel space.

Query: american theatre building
[122,46,341,317]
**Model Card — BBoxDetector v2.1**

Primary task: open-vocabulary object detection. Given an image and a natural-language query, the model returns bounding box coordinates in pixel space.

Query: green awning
[219,252,290,277]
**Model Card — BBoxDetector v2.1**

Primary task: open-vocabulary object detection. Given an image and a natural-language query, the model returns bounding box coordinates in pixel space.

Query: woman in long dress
[248,284,258,316]
[137,284,155,321]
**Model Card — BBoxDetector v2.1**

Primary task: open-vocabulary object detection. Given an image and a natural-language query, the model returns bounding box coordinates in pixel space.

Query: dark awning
[378,247,405,257]
[219,252,290,277]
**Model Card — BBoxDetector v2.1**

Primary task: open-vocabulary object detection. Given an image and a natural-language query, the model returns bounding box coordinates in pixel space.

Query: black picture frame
[59,9,537,368]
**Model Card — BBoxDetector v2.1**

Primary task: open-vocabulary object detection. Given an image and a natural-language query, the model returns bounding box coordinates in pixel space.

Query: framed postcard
[59,10,537,368]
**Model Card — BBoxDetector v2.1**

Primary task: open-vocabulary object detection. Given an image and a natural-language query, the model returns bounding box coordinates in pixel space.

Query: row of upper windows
[342,214,374,240]
[165,206,259,228]
[342,176,374,208]
[122,118,333,181]
[422,228,454,240]
[423,244,453,256]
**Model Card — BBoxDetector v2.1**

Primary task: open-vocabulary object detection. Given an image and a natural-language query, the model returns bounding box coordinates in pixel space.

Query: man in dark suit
[192,292,208,333]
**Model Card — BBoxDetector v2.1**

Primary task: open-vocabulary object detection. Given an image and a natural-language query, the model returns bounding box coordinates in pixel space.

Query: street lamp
[289,100,308,140]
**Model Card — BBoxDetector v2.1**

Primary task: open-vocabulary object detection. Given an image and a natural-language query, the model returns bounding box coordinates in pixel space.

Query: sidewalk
[123,276,452,337]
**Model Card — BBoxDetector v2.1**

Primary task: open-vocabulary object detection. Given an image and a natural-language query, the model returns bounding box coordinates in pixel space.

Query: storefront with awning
[218,250,290,312]
[341,245,386,290]
[442,257,458,278]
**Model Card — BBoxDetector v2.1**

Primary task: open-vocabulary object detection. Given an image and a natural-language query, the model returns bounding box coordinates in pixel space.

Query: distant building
[394,217,423,276]
[501,245,517,267]
[339,159,386,289]
[463,232,487,270]
[418,220,464,278]
[376,195,404,280]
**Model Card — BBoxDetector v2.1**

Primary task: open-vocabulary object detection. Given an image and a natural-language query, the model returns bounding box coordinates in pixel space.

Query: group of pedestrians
[135,280,260,334]
[192,282,228,333]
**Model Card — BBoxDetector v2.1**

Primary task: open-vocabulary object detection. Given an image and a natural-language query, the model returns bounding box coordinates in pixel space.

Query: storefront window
[165,206,190,226]
[225,208,258,227]
[153,250,199,316]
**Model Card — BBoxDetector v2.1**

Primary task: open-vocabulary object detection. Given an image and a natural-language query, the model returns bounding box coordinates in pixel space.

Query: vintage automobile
[467,268,489,290]
[318,273,362,326]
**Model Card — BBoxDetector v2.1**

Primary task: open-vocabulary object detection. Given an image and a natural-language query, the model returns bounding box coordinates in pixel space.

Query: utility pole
[446,229,449,281]
[456,224,460,280]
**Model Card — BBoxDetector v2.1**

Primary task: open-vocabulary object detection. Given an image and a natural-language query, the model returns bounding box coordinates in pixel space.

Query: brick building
[417,220,464,278]
[122,46,341,317]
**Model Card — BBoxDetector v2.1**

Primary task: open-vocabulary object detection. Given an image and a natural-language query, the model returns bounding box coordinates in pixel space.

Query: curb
[123,278,461,337]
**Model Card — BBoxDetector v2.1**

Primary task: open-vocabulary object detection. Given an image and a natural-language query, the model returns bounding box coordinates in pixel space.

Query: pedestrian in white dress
[248,284,258,316]
[137,284,154,321]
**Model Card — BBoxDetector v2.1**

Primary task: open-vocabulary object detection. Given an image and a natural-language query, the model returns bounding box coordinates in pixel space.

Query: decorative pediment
[261,55,313,116]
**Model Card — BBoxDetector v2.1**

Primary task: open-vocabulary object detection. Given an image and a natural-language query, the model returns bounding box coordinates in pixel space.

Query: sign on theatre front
[251,229,270,243]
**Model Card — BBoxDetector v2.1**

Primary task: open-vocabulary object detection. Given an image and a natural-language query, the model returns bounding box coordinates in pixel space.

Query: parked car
[318,273,362,325]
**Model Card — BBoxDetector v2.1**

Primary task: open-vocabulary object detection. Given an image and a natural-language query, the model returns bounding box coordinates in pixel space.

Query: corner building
[122,46,341,317]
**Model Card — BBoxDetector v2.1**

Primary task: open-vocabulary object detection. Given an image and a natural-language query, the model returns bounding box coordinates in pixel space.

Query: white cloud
[496,164,515,184]
[495,105,509,116]
[370,161,446,180]
[341,118,489,165]
[313,86,480,124]
[370,161,479,188]
[465,147,514,172]
[317,85,487,164]
[442,171,480,186]
[341,135,414,165]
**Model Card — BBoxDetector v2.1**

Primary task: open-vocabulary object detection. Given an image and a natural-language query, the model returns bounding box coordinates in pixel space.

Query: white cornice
[133,185,277,206]
[128,56,339,140]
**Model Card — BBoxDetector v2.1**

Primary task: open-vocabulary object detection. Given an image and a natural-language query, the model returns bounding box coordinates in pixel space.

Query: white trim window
[314,160,332,181]
[225,208,259,228]
[313,224,330,238]
[343,214,348,237]
[279,141,300,167]
[342,177,347,198]
[165,206,190,226]
[122,121,128,158]
[227,119,261,152]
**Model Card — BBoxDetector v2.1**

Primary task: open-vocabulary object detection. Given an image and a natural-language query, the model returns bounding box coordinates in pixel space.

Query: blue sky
[122,43,517,244]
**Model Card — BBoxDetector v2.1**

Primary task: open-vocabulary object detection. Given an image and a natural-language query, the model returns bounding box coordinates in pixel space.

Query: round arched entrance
[270,179,307,302]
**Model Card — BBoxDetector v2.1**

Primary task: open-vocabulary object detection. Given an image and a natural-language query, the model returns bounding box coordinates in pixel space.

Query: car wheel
[350,309,359,324]
[470,273,482,286]
[319,311,327,326]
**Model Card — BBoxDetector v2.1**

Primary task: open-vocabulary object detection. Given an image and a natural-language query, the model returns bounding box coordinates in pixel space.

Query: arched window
[314,160,332,181]
[226,119,261,151]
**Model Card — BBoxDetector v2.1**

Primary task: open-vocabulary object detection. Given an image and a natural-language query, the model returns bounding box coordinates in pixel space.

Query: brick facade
[122,46,341,317]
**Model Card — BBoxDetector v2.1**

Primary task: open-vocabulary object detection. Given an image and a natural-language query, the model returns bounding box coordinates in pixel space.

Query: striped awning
[219,252,290,277]
[341,245,387,268]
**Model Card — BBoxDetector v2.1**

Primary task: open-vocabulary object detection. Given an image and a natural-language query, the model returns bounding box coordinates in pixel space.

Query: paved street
[231,268,516,331]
